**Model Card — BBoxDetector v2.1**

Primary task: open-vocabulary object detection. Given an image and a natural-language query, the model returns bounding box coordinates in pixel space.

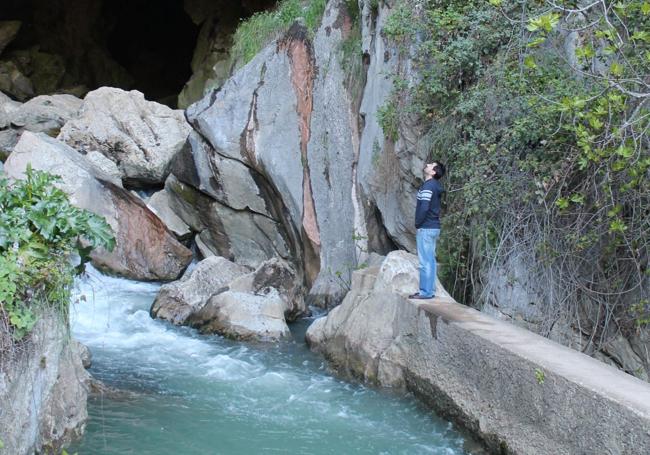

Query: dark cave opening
[0,0,275,106]
[103,0,198,104]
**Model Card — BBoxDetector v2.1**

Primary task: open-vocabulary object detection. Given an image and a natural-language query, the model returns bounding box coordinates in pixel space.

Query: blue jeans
[416,228,440,298]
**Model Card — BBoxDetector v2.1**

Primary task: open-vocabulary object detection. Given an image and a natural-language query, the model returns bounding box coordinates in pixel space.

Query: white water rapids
[68,265,471,454]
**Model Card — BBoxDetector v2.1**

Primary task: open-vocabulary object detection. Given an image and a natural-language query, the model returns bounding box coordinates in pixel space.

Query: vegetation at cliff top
[231,0,328,65]
[0,166,114,346]
[381,0,649,357]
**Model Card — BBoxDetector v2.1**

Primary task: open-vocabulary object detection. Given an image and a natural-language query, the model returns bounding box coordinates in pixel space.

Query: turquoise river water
[68,266,473,455]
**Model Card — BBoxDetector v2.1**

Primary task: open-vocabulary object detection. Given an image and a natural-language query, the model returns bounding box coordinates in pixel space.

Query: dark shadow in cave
[103,0,198,104]
[0,0,277,106]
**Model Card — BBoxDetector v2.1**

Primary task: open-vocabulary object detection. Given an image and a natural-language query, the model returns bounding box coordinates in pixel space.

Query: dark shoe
[409,293,434,300]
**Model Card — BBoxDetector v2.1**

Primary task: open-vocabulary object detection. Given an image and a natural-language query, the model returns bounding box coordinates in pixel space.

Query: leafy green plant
[377,99,399,142]
[231,0,327,65]
[0,165,115,340]
[534,368,545,385]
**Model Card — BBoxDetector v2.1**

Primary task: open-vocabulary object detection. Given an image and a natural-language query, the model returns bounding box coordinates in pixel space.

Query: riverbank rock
[4,132,192,280]
[189,288,291,341]
[58,87,191,187]
[306,250,451,385]
[151,256,250,325]
[0,310,89,454]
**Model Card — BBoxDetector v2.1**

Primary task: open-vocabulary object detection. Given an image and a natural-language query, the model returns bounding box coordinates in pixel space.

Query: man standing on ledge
[409,161,446,300]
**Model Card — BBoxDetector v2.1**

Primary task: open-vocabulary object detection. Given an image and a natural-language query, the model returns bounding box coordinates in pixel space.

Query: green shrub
[0,166,115,341]
[231,0,328,66]
[381,0,649,344]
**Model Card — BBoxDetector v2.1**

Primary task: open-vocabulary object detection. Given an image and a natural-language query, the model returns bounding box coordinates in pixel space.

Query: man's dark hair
[432,161,446,180]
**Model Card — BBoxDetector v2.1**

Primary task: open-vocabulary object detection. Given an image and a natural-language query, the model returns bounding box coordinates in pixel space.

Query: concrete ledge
[306,251,650,455]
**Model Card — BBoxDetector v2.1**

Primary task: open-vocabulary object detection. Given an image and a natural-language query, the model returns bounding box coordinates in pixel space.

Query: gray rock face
[306,251,650,455]
[356,0,427,252]
[10,94,82,134]
[151,256,250,325]
[165,173,289,268]
[0,310,89,455]
[146,189,192,240]
[58,87,191,187]
[4,132,192,280]
[183,0,371,307]
[190,288,291,341]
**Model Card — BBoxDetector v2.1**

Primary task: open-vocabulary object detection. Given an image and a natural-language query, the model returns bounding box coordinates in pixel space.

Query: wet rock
[73,340,92,369]
[189,288,291,341]
[58,87,191,187]
[151,256,250,325]
[4,132,192,280]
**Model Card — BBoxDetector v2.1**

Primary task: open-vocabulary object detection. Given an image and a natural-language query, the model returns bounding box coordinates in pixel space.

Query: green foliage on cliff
[231,0,328,65]
[383,0,649,336]
[0,166,115,341]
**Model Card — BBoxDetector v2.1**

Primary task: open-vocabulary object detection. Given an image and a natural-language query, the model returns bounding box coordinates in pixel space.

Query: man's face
[423,162,437,178]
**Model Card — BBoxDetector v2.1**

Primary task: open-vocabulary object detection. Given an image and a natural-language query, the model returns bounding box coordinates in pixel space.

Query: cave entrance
[0,0,276,106]
[104,0,199,105]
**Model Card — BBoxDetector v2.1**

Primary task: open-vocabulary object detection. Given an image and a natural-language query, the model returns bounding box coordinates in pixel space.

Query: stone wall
[306,251,650,455]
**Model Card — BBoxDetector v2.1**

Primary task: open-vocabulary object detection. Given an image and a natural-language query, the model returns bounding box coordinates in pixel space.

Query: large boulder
[183,0,376,307]
[188,288,291,341]
[152,255,306,341]
[306,250,452,382]
[3,132,192,280]
[58,87,191,187]
[150,256,250,325]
